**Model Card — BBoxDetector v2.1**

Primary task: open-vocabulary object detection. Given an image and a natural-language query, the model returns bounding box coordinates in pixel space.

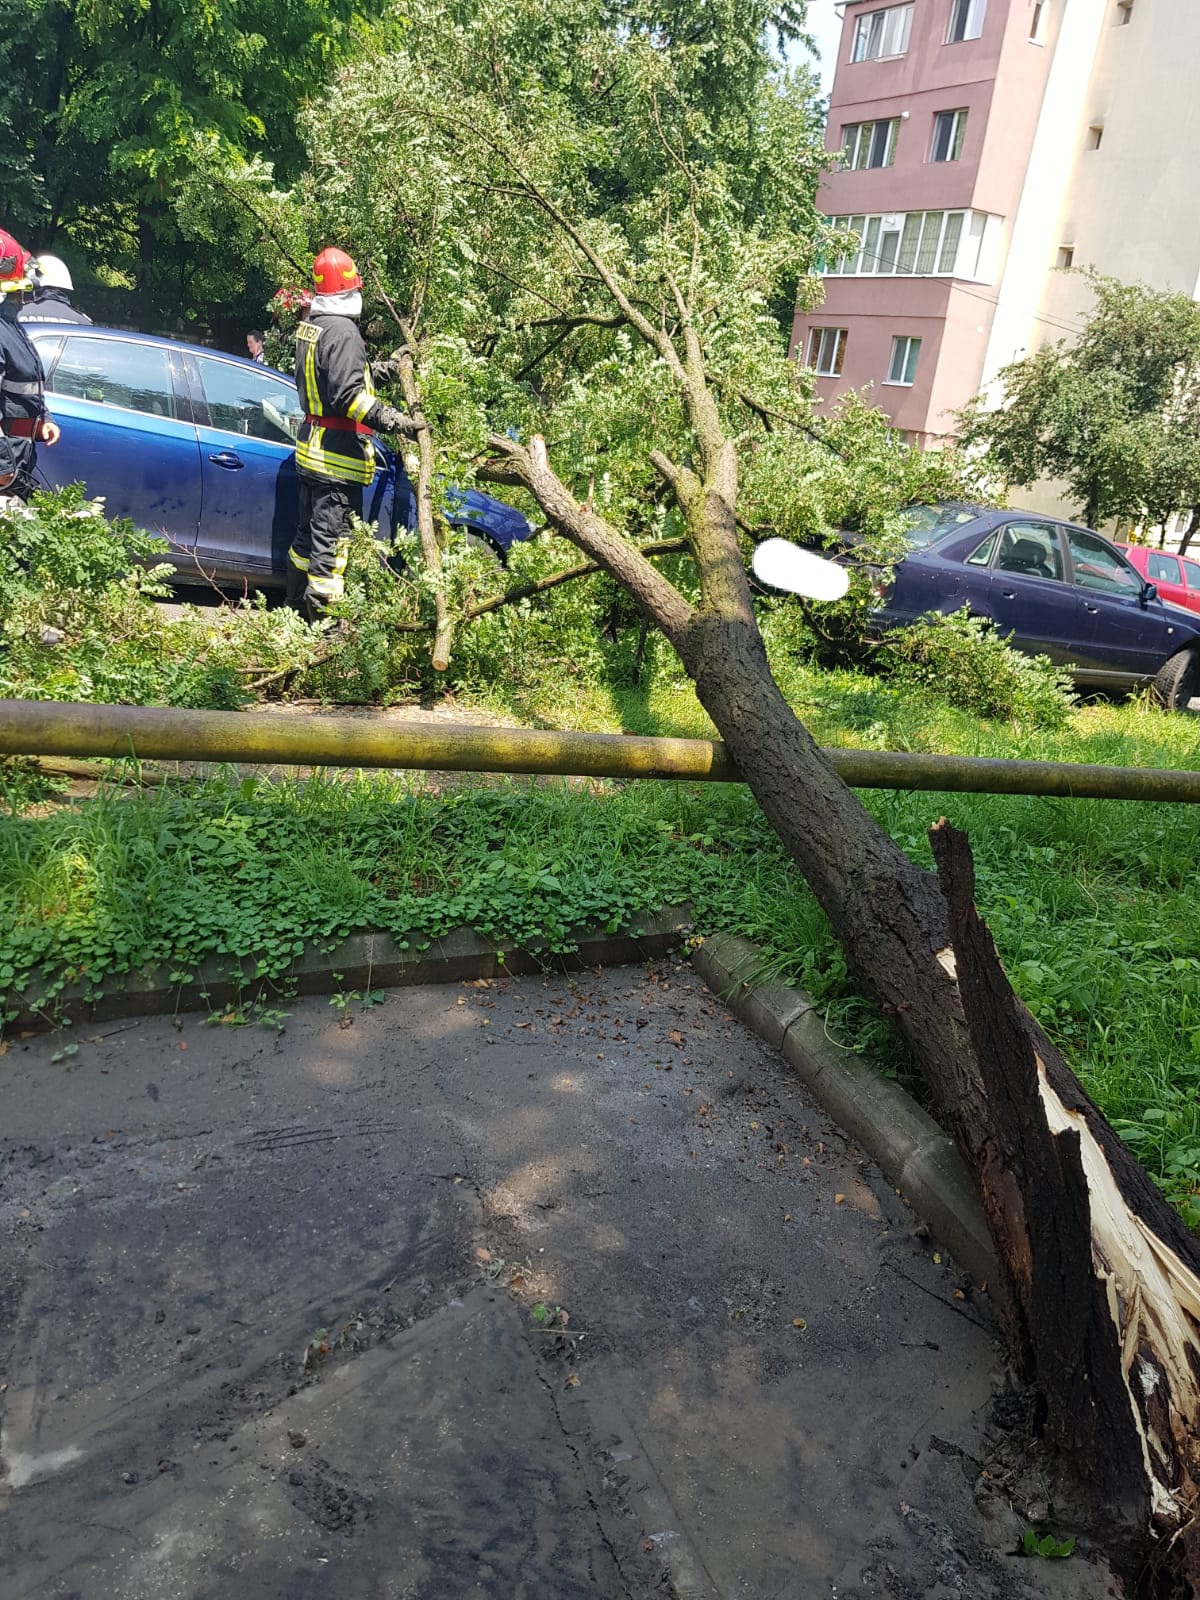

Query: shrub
[878,608,1076,728]
[0,485,323,707]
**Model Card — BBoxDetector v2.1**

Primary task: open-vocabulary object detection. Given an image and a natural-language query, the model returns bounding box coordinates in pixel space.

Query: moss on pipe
[2,700,1200,803]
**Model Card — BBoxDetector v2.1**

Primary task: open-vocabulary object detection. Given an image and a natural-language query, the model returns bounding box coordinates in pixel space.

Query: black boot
[285,560,308,612]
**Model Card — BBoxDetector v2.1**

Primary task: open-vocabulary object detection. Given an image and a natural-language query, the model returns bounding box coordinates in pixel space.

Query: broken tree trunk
[462,160,1200,1572]
[932,822,1200,1584]
[480,430,1200,1585]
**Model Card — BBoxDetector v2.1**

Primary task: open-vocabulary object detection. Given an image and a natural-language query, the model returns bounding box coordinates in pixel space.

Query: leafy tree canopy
[959,272,1200,530]
[0,0,381,326]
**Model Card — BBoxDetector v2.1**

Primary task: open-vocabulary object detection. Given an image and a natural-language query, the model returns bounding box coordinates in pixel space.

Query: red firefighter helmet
[0,229,30,290]
[312,247,362,294]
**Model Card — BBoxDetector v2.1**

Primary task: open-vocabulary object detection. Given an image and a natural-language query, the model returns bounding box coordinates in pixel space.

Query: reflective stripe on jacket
[293,314,377,486]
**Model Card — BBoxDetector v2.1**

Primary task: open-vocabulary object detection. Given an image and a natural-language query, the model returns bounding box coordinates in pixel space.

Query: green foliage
[0,758,67,814]
[878,609,1077,730]
[2,0,377,327]
[1021,1530,1076,1560]
[960,273,1200,529]
[743,395,987,663]
[0,485,323,707]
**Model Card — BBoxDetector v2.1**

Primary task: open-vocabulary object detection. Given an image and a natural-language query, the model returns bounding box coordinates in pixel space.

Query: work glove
[370,355,404,383]
[371,403,426,437]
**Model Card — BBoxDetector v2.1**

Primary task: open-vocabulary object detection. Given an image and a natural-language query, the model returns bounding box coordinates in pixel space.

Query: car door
[1064,526,1180,678]
[190,353,305,586]
[34,332,202,558]
[1143,550,1192,611]
[983,520,1078,662]
[1177,554,1200,617]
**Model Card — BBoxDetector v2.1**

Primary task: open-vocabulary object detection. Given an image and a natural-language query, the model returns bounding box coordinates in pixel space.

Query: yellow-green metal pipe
[2,699,1200,803]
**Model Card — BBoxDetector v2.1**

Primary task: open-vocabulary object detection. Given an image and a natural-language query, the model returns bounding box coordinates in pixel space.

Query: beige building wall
[992,0,1200,524]
[1037,0,1200,334]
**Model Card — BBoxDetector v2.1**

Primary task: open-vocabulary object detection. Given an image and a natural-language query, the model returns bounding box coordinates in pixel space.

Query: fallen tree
[467,157,1200,1593]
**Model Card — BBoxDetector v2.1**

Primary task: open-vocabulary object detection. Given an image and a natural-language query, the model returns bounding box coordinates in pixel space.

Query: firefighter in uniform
[289,246,419,620]
[18,255,92,325]
[0,231,61,503]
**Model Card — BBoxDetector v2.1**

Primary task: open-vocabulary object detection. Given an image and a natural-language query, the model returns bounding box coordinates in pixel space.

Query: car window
[1065,528,1141,596]
[30,333,64,376]
[964,530,997,566]
[49,336,176,418]
[995,521,1063,581]
[1184,559,1200,589]
[1148,553,1182,584]
[196,356,303,446]
[899,504,982,550]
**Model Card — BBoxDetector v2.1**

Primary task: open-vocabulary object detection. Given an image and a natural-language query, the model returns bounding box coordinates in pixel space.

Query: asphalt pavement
[0,960,1114,1598]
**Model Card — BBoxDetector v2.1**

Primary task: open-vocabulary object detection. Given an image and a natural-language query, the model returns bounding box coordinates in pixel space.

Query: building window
[826,209,992,279]
[841,119,900,170]
[851,3,914,62]
[807,327,848,378]
[930,109,967,162]
[1056,245,1074,269]
[1030,0,1048,41]
[887,337,922,387]
[1087,124,1104,149]
[947,0,987,43]
[1116,0,1134,22]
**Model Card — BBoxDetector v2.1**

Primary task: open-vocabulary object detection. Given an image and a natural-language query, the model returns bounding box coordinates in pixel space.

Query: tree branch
[478,435,695,641]
[649,449,700,511]
[423,104,687,383]
[463,538,690,620]
[373,277,454,670]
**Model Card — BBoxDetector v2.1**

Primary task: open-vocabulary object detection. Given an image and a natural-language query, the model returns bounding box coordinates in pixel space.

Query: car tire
[1152,647,1200,711]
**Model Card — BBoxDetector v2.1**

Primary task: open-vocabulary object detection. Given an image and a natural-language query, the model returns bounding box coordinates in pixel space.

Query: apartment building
[793,0,1195,469]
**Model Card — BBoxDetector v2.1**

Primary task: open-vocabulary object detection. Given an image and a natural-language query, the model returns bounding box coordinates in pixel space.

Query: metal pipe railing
[3,699,1200,803]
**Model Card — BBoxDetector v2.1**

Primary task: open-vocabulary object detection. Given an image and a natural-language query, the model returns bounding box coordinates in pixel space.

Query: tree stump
[931,819,1200,1590]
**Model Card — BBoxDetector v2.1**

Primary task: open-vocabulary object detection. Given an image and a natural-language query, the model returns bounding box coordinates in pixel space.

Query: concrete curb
[9,906,693,1033]
[692,931,997,1286]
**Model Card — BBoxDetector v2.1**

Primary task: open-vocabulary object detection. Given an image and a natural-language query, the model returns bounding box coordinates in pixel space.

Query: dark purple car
[870,504,1200,709]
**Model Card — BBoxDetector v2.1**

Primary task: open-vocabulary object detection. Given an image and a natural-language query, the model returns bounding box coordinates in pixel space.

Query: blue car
[871,504,1200,708]
[26,323,532,590]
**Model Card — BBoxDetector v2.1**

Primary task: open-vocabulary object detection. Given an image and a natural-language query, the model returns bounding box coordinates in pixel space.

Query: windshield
[899,504,984,550]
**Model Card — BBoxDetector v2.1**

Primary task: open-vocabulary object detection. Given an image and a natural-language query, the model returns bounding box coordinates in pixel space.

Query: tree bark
[1179,506,1200,558]
[392,335,453,671]
[931,821,1200,1585]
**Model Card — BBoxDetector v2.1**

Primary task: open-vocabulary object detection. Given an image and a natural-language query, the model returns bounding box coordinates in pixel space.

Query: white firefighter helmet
[30,254,74,293]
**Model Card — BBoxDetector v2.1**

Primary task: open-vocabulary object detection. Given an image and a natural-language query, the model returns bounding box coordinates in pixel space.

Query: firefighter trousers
[288,477,363,620]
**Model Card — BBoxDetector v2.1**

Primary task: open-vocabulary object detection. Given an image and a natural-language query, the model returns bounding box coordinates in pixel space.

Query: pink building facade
[792,0,1061,442]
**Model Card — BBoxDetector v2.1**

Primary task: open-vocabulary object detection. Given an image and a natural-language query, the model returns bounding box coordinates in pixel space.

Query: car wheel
[1152,647,1200,711]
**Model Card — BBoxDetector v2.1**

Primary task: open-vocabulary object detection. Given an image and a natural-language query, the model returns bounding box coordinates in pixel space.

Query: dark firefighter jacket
[18,289,92,325]
[293,312,382,486]
[0,310,48,491]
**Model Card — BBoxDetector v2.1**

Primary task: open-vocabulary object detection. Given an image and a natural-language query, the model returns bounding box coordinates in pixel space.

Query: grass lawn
[2,656,1199,1223]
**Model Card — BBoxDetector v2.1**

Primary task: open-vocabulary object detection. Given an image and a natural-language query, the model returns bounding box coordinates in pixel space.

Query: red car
[1117,545,1200,616]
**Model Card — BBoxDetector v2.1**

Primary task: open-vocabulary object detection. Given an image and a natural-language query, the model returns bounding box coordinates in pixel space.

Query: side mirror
[1141,580,1158,607]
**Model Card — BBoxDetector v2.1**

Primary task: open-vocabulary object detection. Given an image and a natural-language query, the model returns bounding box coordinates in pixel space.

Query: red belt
[4,417,43,438]
[305,413,373,436]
